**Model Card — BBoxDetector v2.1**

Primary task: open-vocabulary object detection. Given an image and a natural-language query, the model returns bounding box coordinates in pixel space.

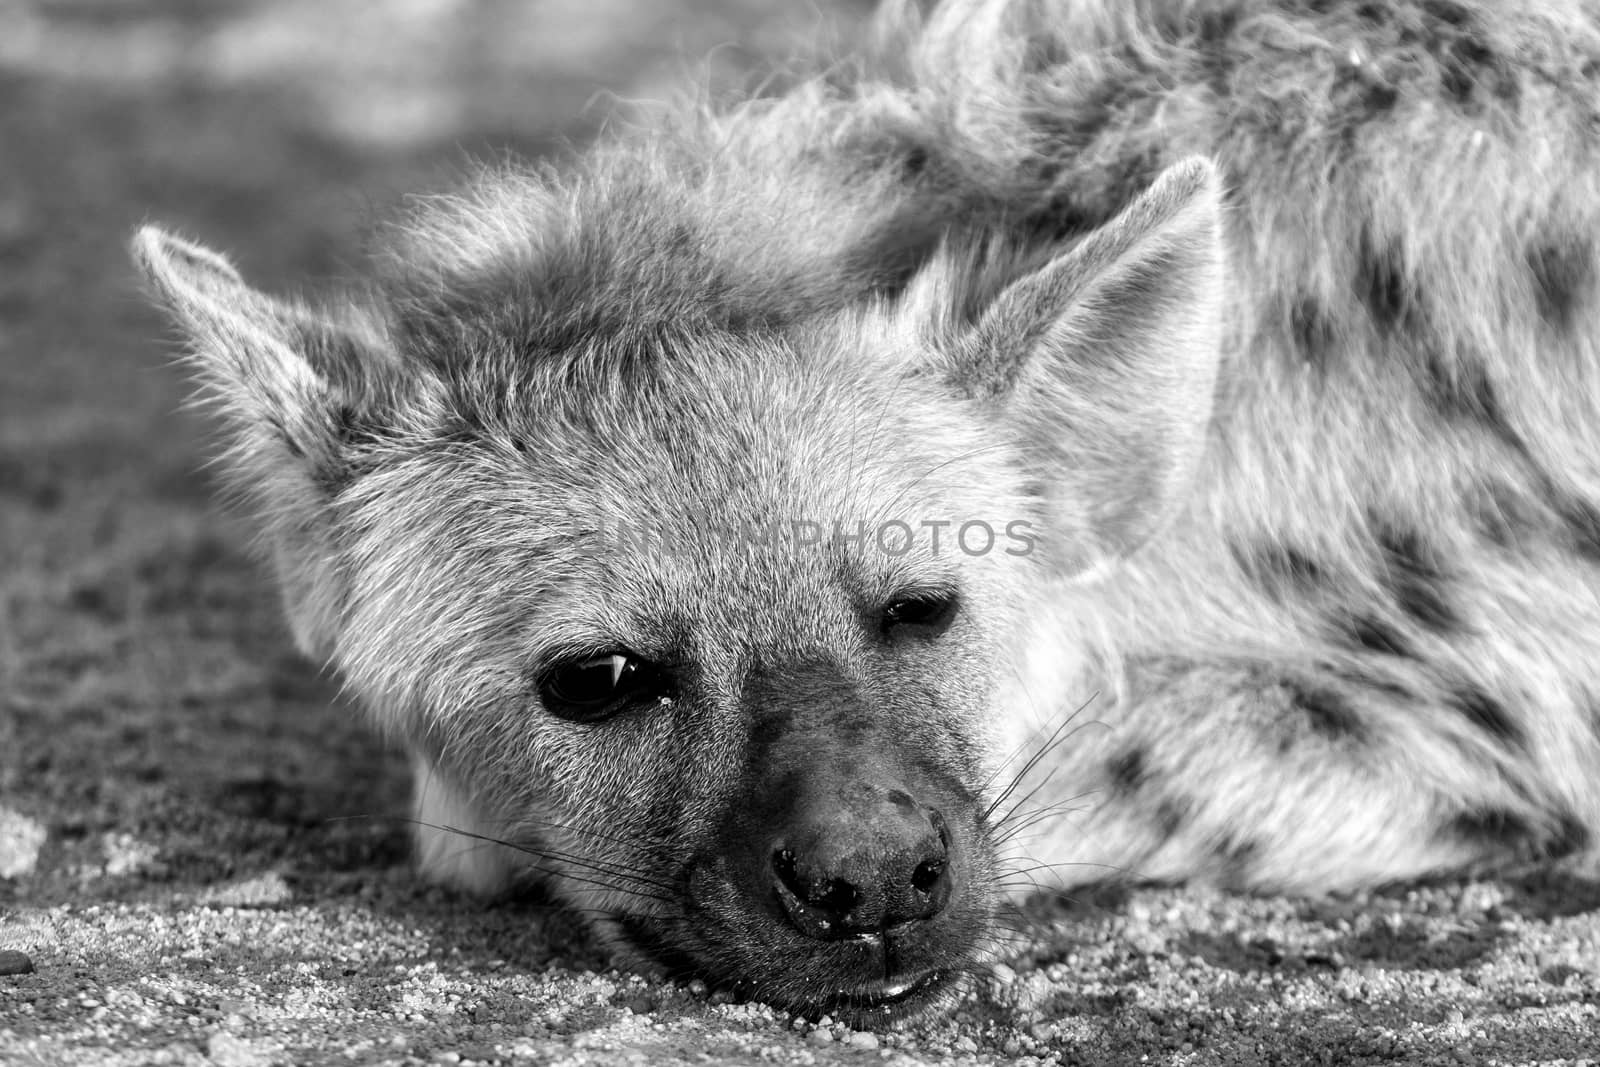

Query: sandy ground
[2,1,1599,1064]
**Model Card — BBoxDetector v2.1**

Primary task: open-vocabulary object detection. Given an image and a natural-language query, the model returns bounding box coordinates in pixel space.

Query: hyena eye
[879,591,959,637]
[537,652,668,724]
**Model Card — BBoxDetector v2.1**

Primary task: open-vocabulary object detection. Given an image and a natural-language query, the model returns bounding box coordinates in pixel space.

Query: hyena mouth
[612,762,995,1023]
[614,913,966,1022]
[811,966,955,1019]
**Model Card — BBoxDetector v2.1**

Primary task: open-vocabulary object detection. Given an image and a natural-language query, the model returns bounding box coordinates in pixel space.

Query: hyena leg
[410,754,524,895]
[1007,661,1590,895]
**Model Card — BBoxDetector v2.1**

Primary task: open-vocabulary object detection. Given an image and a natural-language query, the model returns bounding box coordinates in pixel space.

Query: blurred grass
[0,0,867,905]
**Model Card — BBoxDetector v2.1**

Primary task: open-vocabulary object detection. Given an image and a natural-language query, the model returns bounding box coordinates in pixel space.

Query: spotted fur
[133,0,1600,1020]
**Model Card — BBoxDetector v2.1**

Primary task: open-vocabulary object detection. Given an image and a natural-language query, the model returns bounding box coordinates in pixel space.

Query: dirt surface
[2,2,1600,1064]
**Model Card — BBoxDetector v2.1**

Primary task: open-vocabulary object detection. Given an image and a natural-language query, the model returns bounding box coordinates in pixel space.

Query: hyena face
[335,331,1032,1016]
[132,146,1222,1020]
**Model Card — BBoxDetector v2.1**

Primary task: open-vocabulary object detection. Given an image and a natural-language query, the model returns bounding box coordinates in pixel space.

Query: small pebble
[0,951,33,976]
[848,1031,879,1050]
[807,1028,835,1045]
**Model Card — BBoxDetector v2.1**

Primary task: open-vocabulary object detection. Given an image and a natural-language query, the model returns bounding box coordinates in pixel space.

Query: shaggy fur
[133,0,1600,1021]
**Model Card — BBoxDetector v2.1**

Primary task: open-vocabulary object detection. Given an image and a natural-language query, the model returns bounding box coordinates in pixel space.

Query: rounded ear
[132,226,428,659]
[915,158,1226,577]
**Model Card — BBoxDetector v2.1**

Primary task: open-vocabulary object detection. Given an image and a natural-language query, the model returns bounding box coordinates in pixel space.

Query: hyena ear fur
[131,226,424,660]
[921,157,1226,578]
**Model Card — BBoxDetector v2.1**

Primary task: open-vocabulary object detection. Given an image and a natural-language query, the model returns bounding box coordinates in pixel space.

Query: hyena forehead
[379,160,1028,560]
[419,317,1032,647]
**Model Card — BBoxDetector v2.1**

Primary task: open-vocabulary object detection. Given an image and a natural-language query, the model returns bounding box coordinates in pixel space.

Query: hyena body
[135,0,1600,1021]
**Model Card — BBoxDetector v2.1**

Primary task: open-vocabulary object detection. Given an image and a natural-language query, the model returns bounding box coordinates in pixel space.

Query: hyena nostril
[770,799,955,939]
[907,840,953,917]
[773,848,861,926]
[910,857,946,894]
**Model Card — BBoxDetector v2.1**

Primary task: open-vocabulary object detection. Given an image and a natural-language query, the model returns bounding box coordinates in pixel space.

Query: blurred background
[0,0,866,902]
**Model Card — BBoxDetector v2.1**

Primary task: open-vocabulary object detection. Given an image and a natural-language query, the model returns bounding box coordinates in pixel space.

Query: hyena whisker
[507,850,679,902]
[328,811,676,867]
[495,813,681,855]
[990,857,1149,897]
[979,693,1104,821]
[981,932,1047,961]
[981,908,1059,949]
[988,767,1070,837]
[990,801,1095,847]
[994,860,1108,887]
[368,816,682,903]
[991,789,1098,832]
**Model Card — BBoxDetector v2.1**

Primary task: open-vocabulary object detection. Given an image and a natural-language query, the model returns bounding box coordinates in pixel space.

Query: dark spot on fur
[1155,798,1187,840]
[1289,294,1338,366]
[1372,520,1460,634]
[1192,8,1240,95]
[1361,80,1400,113]
[1194,7,1239,43]
[1106,748,1149,795]
[331,404,359,442]
[1439,44,1481,102]
[1547,811,1592,860]
[1448,808,1588,860]
[1288,682,1368,743]
[1448,807,1533,847]
[1527,237,1594,330]
[1329,666,1413,704]
[1553,494,1600,563]
[1414,1,1520,109]
[1347,613,1413,658]
[1215,832,1260,875]
[1235,541,1328,601]
[1267,544,1326,587]
[1357,229,1420,334]
[1448,684,1524,749]
[1421,352,1517,446]
[1469,478,1540,549]
[1420,0,1469,27]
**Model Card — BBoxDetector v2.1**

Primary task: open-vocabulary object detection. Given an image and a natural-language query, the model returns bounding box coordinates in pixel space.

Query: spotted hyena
[132,0,1600,1022]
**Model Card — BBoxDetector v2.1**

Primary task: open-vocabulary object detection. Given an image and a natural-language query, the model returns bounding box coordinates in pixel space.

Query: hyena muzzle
[133,0,1600,1023]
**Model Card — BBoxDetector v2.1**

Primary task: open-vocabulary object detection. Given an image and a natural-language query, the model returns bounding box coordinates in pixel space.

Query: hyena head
[132,153,1223,1021]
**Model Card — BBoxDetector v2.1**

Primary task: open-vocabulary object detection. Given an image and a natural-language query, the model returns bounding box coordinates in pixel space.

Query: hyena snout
[770,782,953,940]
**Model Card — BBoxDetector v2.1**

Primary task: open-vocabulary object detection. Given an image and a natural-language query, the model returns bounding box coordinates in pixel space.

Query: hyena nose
[770,789,953,939]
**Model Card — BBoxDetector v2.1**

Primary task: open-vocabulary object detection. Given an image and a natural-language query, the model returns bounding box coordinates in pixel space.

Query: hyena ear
[942,158,1225,577]
[132,226,416,660]
[131,227,399,465]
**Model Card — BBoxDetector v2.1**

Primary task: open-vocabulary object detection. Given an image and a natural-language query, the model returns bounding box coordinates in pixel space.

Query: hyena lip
[811,968,952,1020]
[611,915,957,1022]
